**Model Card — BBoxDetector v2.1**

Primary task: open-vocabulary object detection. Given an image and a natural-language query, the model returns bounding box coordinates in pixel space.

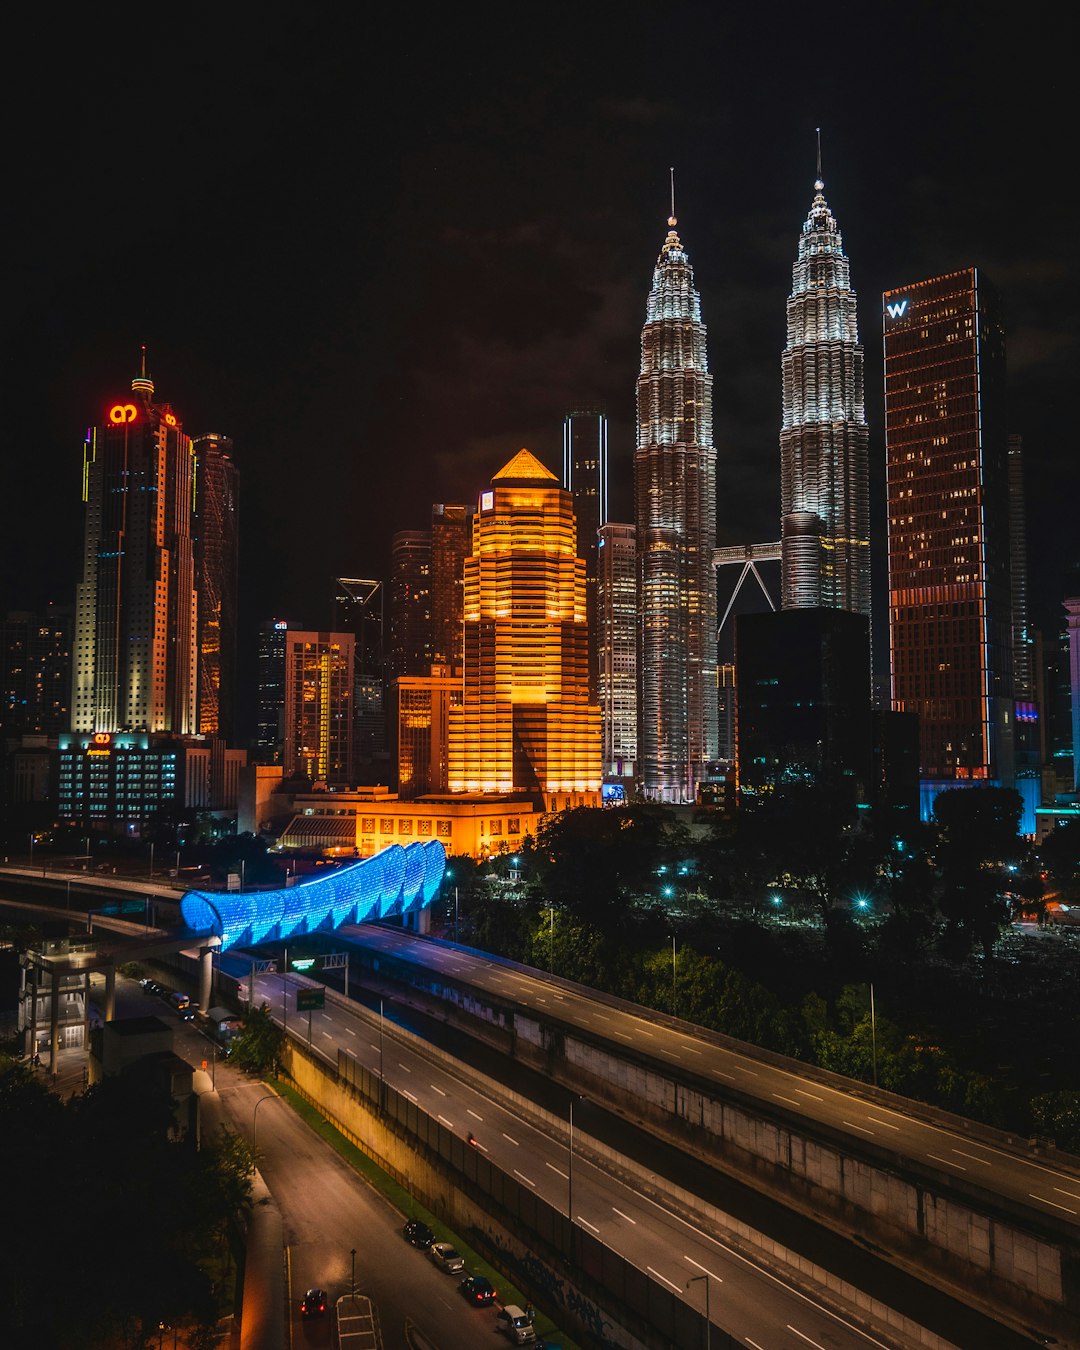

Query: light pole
[568,1096,574,1224]
[282,947,289,1037]
[29,833,34,871]
[252,1092,280,1157]
[671,933,677,1017]
[870,982,878,1087]
[455,886,459,944]
[549,907,556,973]
[379,996,385,1110]
[350,1247,357,1296]
[149,841,155,879]
[687,1274,711,1350]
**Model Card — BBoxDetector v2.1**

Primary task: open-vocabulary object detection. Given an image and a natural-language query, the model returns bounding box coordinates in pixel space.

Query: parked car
[300,1288,327,1319]
[402,1218,434,1249]
[458,1275,497,1306]
[496,1305,537,1343]
[428,1242,464,1274]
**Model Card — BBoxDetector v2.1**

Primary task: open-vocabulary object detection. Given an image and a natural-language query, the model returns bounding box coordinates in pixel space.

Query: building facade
[1,606,70,738]
[282,631,354,786]
[430,504,472,670]
[333,577,387,766]
[596,522,637,778]
[255,619,292,763]
[72,360,197,736]
[883,269,1014,813]
[192,433,239,741]
[780,173,870,618]
[563,407,608,701]
[635,214,718,802]
[387,530,433,682]
[395,665,462,799]
[448,449,601,806]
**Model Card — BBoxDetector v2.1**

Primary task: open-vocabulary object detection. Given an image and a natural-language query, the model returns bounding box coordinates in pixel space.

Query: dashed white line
[546,1162,569,1179]
[795,1089,824,1102]
[843,1120,875,1135]
[398,1062,411,1072]
[773,1093,802,1106]
[594,1013,611,1022]
[928,1153,965,1171]
[683,1045,703,1056]
[746,1340,766,1350]
[431,1085,447,1096]
[514,1169,536,1188]
[866,1116,899,1129]
[713,1069,737,1081]
[1030,1192,1078,1215]
[952,1149,990,1165]
[788,1327,827,1349]
[321,1030,334,1039]
[578,1217,599,1233]
[612,1207,636,1223]
[437,1114,454,1128]
[503,1132,520,1146]
[345,1027,356,1036]
[467,1108,484,1121]
[1054,1186,1080,1201]
[402,1090,417,1103]
[684,1255,723,1282]
[647,1266,681,1293]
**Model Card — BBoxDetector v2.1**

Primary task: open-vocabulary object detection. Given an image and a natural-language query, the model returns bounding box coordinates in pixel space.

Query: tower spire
[132,345,154,399]
[815,127,823,190]
[668,166,676,227]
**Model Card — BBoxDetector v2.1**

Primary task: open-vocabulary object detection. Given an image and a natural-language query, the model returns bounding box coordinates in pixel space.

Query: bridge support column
[104,966,116,1022]
[199,946,213,1011]
[49,974,61,1076]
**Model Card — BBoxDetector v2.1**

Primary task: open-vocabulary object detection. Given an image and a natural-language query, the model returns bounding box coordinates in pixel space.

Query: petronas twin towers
[634,161,868,802]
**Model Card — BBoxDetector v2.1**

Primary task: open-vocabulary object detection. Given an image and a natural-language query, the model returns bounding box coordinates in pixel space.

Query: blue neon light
[180,840,446,951]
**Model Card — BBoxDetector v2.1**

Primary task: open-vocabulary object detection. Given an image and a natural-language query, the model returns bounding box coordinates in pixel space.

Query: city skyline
[6,8,1076,659]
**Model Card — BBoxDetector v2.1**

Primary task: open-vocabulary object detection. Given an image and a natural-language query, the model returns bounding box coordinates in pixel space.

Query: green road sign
[296,987,325,1011]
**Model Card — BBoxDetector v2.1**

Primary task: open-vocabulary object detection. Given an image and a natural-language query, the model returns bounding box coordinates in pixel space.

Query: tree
[933,788,1023,959]
[229,1001,285,1075]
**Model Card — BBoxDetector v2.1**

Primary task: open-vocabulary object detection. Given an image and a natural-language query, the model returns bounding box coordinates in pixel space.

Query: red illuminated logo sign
[164,412,177,427]
[108,403,138,424]
[87,732,113,757]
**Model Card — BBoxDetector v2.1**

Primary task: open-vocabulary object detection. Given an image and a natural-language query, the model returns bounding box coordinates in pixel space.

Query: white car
[428,1242,464,1274]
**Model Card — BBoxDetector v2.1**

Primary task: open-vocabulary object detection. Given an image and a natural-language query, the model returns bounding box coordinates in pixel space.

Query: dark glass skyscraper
[780,171,869,617]
[884,268,1014,807]
[635,214,717,802]
[192,433,239,740]
[563,407,608,702]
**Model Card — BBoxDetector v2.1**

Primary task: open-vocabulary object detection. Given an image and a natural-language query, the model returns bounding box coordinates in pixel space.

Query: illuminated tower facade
[431,503,472,669]
[72,360,197,735]
[780,170,869,617]
[192,433,239,740]
[635,215,718,802]
[563,406,608,701]
[448,449,601,805]
[388,530,433,681]
[883,268,1014,809]
[282,630,354,785]
[597,522,637,776]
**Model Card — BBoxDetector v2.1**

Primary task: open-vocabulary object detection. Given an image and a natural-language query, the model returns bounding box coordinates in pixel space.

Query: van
[170,991,191,1011]
[496,1305,536,1344]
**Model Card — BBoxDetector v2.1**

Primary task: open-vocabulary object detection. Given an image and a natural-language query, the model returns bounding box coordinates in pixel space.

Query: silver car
[428,1242,465,1274]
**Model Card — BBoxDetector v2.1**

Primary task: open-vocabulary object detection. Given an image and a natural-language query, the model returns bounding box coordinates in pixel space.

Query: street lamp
[687,1273,712,1350]
[549,906,556,973]
[670,934,677,1016]
[149,841,155,879]
[870,982,878,1087]
[252,1092,282,1157]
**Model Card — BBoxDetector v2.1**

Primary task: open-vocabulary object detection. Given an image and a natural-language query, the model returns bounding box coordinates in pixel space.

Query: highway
[340,926,1080,1235]
[249,962,1036,1350]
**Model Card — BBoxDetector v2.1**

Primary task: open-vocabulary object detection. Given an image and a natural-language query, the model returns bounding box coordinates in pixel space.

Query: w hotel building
[883,269,1014,815]
[448,449,601,807]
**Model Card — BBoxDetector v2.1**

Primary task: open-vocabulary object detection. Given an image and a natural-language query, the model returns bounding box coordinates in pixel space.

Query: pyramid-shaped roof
[492,448,558,482]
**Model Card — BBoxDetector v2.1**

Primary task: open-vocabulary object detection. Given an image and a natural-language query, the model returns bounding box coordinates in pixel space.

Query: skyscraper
[448,449,600,804]
[388,530,433,681]
[333,578,387,764]
[780,164,869,617]
[563,407,608,701]
[635,211,718,802]
[192,432,239,741]
[282,630,354,785]
[883,268,1014,810]
[72,358,197,735]
[255,619,292,763]
[430,503,472,669]
[597,522,637,777]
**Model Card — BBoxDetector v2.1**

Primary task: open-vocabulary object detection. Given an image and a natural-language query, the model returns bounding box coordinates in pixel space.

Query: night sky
[8,4,1077,675]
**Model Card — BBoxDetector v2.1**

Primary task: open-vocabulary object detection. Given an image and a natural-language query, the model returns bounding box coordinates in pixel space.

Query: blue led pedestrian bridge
[180,840,446,952]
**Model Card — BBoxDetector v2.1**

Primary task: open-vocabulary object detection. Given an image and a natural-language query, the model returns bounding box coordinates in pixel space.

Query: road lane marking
[614,1031,633,1040]
[928,1153,965,1170]
[952,1149,990,1165]
[502,1132,520,1145]
[369,1043,379,1052]
[683,1045,703,1055]
[437,1114,454,1128]
[398,1062,412,1071]
[788,1327,827,1349]
[647,1266,681,1292]
[843,1120,875,1135]
[547,1162,569,1179]
[322,1030,334,1039]
[467,1108,484,1121]
[612,1207,636,1223]
[579,1217,599,1233]
[638,1029,655,1037]
[594,1013,611,1021]
[712,1070,737,1081]
[746,1341,766,1350]
[431,1085,447,1096]
[866,1116,899,1129]
[795,1089,824,1102]
[773,1094,802,1106]
[1030,1192,1078,1215]
[345,1027,356,1036]
[514,1169,536,1188]
[402,1090,417,1102]
[1054,1186,1080,1201]
[684,1255,723,1281]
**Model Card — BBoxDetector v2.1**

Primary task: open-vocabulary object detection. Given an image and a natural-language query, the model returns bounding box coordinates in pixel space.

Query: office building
[431,504,472,669]
[883,269,1014,815]
[780,168,870,617]
[282,631,354,786]
[596,522,636,778]
[333,577,387,766]
[635,211,718,801]
[1,606,70,738]
[388,530,433,681]
[563,407,608,701]
[395,665,462,798]
[192,433,239,741]
[255,620,293,763]
[448,449,601,806]
[72,357,197,736]
[1067,597,1080,794]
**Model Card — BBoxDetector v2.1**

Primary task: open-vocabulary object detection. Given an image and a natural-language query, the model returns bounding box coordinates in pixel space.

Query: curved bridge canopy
[180,840,446,952]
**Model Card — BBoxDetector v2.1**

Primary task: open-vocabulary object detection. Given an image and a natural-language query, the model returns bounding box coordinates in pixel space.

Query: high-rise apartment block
[563,407,608,701]
[1,606,71,737]
[635,215,718,802]
[780,173,869,618]
[596,522,636,777]
[72,360,197,736]
[448,449,600,805]
[192,433,239,741]
[282,630,354,786]
[883,269,1014,812]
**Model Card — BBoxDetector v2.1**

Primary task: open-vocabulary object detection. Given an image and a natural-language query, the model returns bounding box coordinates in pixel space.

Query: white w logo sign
[886,299,908,319]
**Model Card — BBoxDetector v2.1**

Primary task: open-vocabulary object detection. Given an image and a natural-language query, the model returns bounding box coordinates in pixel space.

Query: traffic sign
[296,987,325,1011]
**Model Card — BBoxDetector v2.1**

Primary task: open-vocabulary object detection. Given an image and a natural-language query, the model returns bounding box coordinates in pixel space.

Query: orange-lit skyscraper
[282,630,354,786]
[72,359,197,735]
[883,268,1014,810]
[448,449,601,805]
